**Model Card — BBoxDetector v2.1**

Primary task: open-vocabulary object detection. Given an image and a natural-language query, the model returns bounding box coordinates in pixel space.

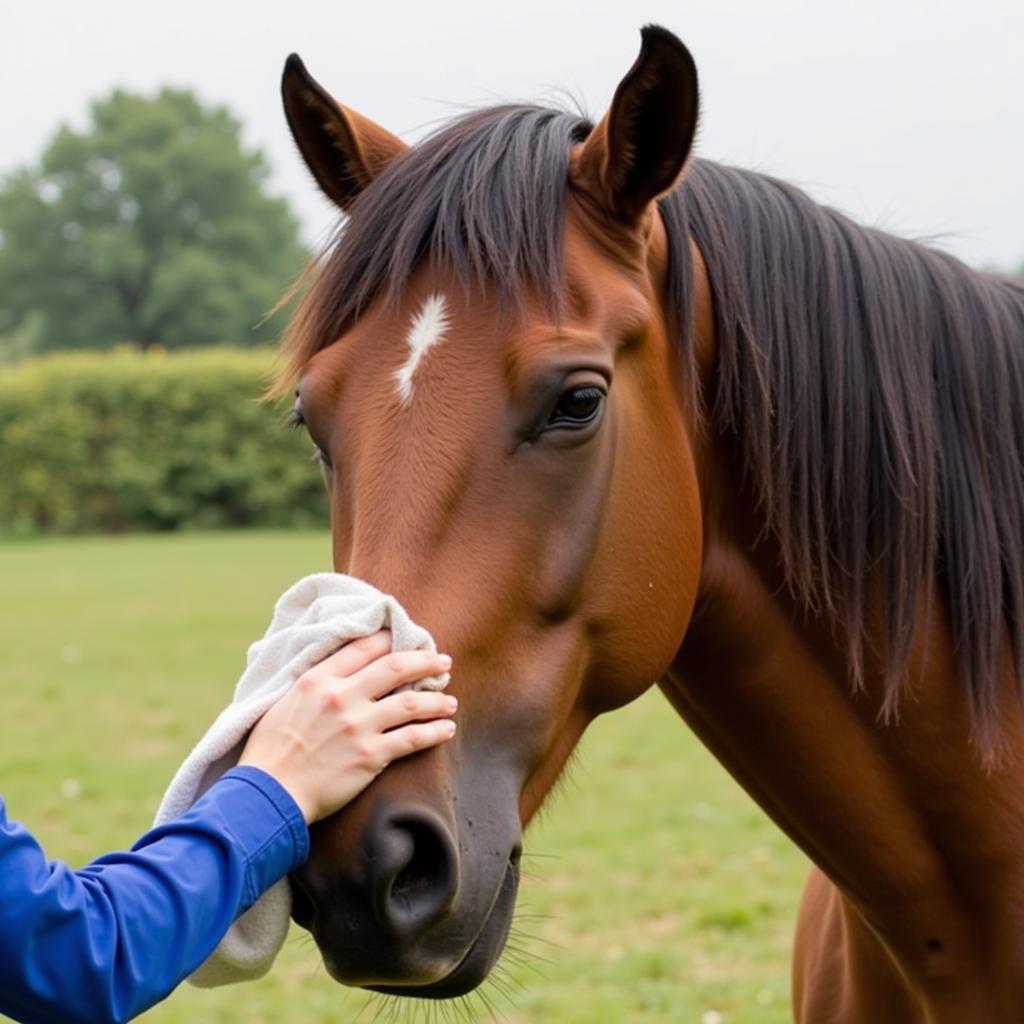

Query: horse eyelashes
[285,405,331,468]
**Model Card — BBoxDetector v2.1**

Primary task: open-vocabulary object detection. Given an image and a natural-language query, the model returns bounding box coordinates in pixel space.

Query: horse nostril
[372,813,458,935]
[392,819,446,900]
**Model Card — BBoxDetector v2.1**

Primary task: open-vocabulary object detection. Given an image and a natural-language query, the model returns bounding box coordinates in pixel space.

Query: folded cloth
[154,572,449,987]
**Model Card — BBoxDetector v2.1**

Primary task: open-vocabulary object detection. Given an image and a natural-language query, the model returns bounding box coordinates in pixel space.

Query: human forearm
[0,767,307,1024]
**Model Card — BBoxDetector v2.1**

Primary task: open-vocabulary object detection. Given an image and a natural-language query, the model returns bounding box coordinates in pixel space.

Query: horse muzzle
[289,768,523,997]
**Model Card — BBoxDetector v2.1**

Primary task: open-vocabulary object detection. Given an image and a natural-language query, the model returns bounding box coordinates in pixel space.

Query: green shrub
[0,348,327,534]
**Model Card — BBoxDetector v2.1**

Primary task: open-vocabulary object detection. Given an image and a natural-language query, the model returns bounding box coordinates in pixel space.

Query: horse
[271,25,1024,1023]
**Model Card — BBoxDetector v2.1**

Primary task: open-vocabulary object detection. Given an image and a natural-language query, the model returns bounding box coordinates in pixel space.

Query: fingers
[347,649,452,701]
[378,718,457,766]
[300,637,450,704]
[310,630,393,680]
[290,642,455,781]
[371,688,458,732]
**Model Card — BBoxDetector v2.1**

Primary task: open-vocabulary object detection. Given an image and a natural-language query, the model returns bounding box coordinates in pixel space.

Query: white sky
[2,0,1021,270]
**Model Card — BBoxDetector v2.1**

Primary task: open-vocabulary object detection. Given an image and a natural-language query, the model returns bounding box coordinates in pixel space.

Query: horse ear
[576,26,699,225]
[281,54,408,211]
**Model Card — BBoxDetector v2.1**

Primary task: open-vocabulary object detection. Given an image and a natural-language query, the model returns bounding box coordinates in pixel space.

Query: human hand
[238,630,456,824]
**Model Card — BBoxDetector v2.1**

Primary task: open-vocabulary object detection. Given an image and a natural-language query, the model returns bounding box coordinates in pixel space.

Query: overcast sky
[2,0,1021,270]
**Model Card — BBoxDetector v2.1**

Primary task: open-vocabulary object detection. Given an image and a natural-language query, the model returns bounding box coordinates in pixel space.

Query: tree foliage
[0,88,307,356]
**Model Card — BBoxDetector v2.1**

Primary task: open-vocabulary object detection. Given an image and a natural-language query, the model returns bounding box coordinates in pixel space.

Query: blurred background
[1,1,1020,1021]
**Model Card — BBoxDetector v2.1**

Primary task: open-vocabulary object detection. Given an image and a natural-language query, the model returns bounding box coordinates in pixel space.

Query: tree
[0,88,307,355]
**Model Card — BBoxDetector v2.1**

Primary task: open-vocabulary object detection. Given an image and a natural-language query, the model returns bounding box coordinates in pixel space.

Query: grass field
[0,532,808,1023]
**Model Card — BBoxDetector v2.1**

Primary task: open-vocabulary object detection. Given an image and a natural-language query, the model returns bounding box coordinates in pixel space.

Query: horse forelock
[272,103,593,396]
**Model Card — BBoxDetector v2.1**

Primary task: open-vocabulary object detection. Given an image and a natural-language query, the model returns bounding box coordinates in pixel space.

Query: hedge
[0,348,328,534]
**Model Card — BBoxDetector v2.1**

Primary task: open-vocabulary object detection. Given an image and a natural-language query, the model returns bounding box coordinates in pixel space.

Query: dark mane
[277,102,1024,739]
[662,164,1024,737]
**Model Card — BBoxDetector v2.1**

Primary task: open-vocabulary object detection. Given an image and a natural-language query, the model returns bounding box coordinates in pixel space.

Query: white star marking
[394,293,450,406]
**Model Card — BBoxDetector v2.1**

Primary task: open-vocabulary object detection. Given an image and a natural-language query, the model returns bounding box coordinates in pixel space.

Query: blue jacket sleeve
[0,766,309,1024]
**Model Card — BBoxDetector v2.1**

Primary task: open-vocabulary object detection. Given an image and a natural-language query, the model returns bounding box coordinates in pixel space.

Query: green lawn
[0,532,808,1023]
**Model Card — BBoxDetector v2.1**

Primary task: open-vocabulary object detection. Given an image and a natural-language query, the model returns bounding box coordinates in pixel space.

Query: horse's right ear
[575,26,699,226]
[281,54,408,211]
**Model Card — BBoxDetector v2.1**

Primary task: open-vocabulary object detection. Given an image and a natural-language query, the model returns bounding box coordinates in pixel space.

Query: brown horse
[272,25,1024,1023]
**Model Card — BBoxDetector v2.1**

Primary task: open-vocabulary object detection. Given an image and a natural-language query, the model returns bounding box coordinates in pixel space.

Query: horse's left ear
[281,53,408,211]
[576,26,699,225]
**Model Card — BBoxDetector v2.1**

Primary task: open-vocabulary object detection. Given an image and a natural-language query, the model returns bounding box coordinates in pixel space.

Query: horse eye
[547,386,606,428]
[287,403,332,470]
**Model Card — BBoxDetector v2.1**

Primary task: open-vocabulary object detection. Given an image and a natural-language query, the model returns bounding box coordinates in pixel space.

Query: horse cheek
[585,412,702,712]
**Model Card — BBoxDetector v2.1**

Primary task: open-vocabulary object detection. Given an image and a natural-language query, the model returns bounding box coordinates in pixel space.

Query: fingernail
[446,695,458,710]
[444,719,457,734]
[438,654,453,669]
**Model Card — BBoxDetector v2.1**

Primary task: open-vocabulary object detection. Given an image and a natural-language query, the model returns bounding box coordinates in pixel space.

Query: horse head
[275,26,707,997]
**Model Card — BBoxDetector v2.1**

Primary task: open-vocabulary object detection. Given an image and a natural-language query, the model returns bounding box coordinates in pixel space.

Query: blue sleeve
[0,766,309,1024]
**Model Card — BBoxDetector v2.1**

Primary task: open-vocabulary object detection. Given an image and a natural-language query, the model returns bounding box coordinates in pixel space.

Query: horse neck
[664,240,1024,1004]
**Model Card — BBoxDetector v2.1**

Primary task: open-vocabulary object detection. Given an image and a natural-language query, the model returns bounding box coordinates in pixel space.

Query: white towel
[154,572,449,987]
